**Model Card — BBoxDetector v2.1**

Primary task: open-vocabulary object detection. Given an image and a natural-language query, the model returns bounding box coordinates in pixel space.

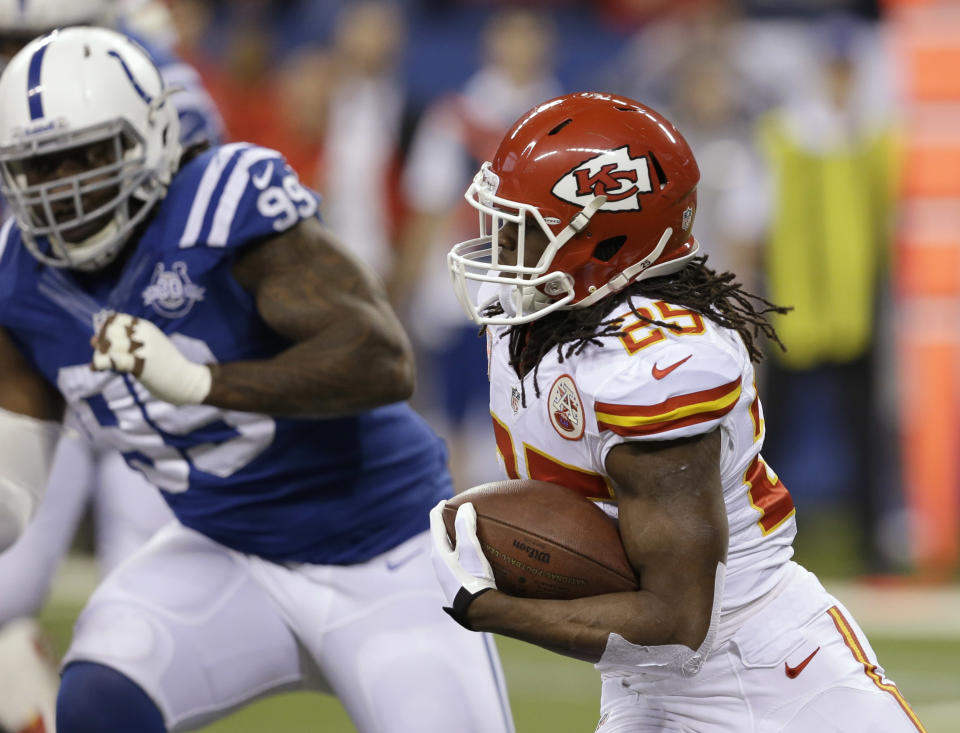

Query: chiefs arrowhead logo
[552,146,653,212]
[548,374,585,441]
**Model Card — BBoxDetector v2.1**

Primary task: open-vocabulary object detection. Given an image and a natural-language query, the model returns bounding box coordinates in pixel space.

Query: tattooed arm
[205,217,415,417]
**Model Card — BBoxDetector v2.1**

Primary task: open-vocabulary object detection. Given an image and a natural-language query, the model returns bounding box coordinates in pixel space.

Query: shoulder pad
[588,316,745,442]
[174,144,320,251]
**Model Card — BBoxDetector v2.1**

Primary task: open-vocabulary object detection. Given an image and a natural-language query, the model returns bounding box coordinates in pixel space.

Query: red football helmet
[449,92,700,325]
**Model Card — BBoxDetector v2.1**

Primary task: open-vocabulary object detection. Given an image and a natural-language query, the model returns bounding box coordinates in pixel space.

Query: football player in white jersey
[0,26,513,733]
[430,92,926,733]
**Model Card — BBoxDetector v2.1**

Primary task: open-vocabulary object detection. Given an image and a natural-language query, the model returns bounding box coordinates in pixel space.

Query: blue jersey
[0,144,452,564]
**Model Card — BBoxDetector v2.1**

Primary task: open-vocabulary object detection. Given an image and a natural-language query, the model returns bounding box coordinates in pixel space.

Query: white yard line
[825,581,960,638]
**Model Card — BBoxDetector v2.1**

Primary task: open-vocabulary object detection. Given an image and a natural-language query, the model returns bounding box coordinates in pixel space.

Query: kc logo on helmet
[551,146,653,212]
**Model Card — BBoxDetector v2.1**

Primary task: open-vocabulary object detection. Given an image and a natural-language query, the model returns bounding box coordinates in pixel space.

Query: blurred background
[36,0,960,729]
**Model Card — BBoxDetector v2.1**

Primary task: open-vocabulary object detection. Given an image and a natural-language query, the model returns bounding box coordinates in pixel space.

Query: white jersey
[487,295,797,617]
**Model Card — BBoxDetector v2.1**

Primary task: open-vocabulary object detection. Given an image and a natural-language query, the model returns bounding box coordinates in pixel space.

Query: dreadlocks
[481,256,790,404]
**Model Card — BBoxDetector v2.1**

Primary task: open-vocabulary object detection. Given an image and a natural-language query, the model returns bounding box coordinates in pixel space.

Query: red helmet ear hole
[592,235,626,262]
[648,152,668,189]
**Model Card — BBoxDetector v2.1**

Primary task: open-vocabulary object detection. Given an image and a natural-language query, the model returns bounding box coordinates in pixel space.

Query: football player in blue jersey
[0,26,514,733]
[0,4,225,731]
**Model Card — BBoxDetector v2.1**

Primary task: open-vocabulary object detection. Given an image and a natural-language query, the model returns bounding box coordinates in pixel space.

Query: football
[443,479,639,600]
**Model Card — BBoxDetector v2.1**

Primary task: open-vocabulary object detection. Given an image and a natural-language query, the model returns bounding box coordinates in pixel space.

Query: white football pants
[596,563,925,733]
[63,523,515,733]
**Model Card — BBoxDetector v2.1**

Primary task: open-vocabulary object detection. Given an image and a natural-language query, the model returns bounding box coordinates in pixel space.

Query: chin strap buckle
[568,194,607,233]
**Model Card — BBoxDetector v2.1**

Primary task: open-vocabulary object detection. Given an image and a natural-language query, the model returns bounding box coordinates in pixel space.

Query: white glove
[429,500,497,629]
[91,313,212,405]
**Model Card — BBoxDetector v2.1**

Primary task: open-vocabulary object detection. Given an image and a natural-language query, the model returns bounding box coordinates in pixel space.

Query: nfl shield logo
[511,386,521,415]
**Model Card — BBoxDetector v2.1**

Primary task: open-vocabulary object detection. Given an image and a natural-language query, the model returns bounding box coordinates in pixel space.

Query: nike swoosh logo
[386,547,424,571]
[784,646,820,678]
[651,354,692,380]
[252,161,274,190]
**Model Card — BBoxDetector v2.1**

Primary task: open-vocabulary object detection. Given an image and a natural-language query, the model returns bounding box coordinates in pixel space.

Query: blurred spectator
[117,0,180,47]
[169,0,410,232]
[599,4,769,288]
[313,0,410,279]
[395,7,562,491]
[667,44,768,288]
[187,5,275,142]
[167,0,214,62]
[755,15,902,572]
[273,47,334,188]
[171,0,319,177]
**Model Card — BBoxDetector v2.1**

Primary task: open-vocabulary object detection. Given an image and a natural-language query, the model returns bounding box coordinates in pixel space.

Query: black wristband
[442,586,493,631]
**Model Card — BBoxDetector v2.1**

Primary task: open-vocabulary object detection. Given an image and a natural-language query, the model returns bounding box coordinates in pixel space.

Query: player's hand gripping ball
[441,479,639,600]
[430,500,498,628]
[91,313,212,405]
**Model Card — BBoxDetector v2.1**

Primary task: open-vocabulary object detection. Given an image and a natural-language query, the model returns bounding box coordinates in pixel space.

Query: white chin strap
[67,218,126,271]
[554,194,609,246]
[497,282,556,319]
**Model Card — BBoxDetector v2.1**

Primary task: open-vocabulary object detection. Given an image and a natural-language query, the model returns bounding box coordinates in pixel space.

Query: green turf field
[39,596,960,732]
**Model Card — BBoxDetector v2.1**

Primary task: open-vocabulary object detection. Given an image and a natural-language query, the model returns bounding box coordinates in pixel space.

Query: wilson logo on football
[512,539,551,564]
[548,374,585,441]
[551,145,653,212]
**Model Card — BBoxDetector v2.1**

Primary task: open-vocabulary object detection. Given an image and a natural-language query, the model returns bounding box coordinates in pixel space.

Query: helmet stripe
[106,50,153,105]
[26,35,53,120]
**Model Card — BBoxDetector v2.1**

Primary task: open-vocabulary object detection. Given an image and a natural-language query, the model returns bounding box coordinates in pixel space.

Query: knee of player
[58,662,166,733]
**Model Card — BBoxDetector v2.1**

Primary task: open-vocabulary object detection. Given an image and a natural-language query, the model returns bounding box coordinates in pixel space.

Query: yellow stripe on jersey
[595,378,742,437]
[827,606,927,732]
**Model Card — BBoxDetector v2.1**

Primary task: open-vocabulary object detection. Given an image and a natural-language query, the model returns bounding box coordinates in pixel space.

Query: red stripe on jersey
[524,444,615,500]
[595,378,741,437]
[744,455,795,534]
[595,378,741,418]
[490,413,519,479]
[597,405,738,437]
